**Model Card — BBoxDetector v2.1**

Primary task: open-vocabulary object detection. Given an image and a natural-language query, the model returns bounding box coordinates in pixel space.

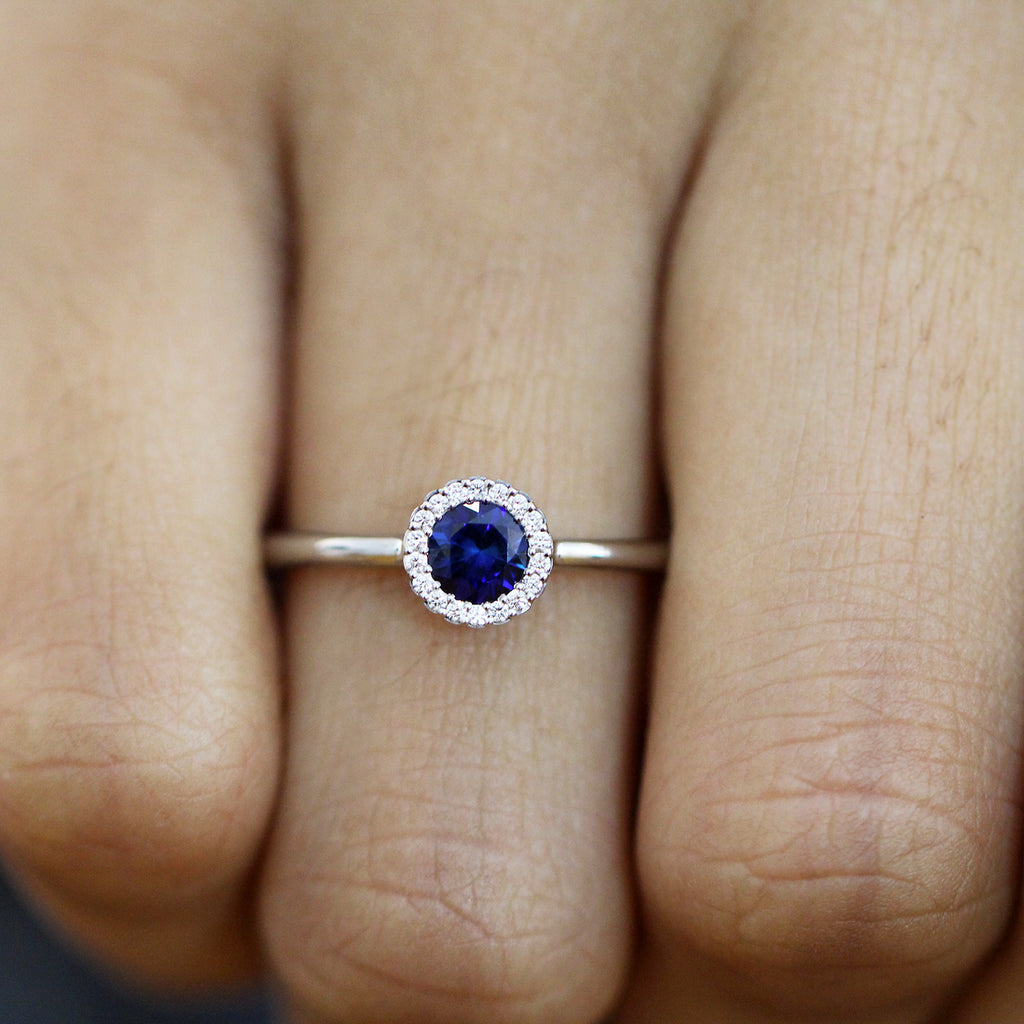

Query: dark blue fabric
[0,868,278,1024]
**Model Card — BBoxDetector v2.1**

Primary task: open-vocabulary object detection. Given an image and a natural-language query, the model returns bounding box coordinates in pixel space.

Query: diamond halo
[403,477,554,626]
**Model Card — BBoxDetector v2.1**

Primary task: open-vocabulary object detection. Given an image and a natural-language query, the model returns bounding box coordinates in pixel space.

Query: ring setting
[403,478,553,627]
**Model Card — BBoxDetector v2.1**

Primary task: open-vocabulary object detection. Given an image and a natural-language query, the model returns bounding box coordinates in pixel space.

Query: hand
[1,3,1023,1022]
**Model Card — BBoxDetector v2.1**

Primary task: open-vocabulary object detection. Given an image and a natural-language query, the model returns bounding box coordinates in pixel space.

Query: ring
[264,477,668,627]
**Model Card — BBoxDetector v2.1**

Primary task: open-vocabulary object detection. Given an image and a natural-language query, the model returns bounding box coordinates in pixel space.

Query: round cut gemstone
[427,500,529,604]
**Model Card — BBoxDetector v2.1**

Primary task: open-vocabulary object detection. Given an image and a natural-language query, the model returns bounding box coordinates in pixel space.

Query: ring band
[263,536,668,571]
[264,477,667,627]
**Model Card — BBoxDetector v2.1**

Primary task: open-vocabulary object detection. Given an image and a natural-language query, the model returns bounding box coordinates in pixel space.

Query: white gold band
[263,533,668,572]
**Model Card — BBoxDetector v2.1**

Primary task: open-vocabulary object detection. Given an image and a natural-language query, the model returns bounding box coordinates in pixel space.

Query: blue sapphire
[427,500,529,604]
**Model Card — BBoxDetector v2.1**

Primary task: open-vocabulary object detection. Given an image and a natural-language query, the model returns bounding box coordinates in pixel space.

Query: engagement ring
[264,477,667,627]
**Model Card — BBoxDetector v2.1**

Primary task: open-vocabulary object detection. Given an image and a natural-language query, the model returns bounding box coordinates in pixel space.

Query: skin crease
[0,2,1023,1023]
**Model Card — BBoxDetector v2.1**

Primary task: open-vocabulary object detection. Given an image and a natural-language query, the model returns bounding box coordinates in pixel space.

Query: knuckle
[268,812,623,1023]
[0,636,272,902]
[641,658,1017,1007]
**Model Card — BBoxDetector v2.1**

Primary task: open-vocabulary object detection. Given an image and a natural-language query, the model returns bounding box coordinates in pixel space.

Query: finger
[0,4,283,987]
[260,4,736,1021]
[622,4,1024,1022]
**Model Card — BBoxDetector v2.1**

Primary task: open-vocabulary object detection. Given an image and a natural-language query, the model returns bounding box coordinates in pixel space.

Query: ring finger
[258,4,733,1021]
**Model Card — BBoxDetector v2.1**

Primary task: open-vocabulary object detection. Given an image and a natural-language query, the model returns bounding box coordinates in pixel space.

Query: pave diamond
[403,529,428,554]
[409,508,434,530]
[425,491,449,514]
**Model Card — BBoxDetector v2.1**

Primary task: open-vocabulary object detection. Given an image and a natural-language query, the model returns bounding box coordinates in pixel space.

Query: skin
[1,1,1023,1022]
